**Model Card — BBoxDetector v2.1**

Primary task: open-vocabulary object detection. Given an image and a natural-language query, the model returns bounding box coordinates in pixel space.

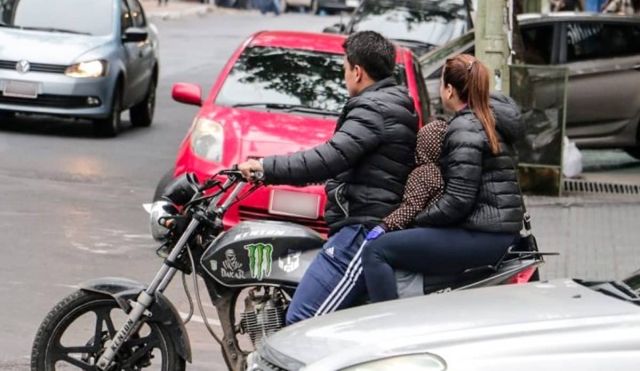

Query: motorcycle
[30,167,556,371]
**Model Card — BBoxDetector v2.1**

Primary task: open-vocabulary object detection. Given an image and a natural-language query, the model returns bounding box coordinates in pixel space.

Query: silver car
[247,272,640,370]
[0,0,160,137]
[419,13,640,158]
[281,0,359,14]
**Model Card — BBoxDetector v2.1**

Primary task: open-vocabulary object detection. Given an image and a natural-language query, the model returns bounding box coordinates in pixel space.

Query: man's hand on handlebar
[237,159,264,182]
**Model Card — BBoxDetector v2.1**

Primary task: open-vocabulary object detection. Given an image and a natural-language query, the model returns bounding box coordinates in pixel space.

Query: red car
[161,30,432,236]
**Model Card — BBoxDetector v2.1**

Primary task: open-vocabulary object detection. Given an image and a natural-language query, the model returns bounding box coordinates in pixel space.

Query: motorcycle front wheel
[31,290,186,371]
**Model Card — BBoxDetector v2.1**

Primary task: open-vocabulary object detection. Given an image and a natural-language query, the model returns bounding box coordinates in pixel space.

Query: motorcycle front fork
[95,219,200,370]
[96,179,244,369]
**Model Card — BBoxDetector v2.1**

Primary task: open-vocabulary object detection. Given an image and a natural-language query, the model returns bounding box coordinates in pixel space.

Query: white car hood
[263,279,640,369]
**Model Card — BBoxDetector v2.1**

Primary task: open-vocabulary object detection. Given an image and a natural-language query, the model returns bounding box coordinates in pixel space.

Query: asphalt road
[0,11,344,371]
[1,9,640,371]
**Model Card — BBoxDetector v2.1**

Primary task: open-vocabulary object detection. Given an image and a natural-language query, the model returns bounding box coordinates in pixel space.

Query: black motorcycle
[30,167,554,371]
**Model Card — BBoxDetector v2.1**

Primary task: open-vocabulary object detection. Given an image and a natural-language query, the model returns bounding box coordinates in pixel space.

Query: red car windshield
[215,46,407,115]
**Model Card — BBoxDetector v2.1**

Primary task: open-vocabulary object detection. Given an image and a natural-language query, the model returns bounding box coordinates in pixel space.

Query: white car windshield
[0,0,114,36]
[350,0,470,48]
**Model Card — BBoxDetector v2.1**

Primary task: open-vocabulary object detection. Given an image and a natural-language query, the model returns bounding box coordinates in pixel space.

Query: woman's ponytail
[467,60,500,155]
[443,55,501,155]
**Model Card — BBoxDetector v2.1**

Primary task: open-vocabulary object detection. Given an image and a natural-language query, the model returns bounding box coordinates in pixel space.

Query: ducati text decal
[245,243,274,281]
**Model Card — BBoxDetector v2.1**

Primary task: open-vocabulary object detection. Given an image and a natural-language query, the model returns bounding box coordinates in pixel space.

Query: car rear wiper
[579,279,640,306]
[21,26,91,35]
[232,103,340,117]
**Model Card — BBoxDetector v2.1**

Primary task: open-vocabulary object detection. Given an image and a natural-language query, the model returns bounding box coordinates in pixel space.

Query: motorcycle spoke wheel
[31,290,185,371]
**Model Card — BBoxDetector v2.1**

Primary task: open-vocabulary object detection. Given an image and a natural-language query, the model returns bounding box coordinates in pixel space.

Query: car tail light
[508,267,537,284]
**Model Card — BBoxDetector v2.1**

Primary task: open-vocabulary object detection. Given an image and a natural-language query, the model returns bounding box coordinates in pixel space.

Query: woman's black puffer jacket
[413,92,525,233]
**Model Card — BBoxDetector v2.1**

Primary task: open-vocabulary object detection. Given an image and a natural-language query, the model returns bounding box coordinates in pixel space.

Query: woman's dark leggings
[362,227,519,303]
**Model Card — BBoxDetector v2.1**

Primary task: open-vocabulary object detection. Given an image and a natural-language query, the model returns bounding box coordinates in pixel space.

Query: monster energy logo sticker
[244,243,274,281]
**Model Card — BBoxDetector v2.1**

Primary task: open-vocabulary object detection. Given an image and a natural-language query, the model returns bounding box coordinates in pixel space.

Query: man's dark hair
[342,31,396,82]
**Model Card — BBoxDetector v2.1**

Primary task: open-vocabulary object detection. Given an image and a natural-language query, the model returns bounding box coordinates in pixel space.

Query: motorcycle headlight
[190,118,224,162]
[65,60,107,78]
[149,201,179,242]
[340,354,447,371]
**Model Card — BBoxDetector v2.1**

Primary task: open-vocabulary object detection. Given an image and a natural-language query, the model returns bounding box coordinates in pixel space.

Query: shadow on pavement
[0,114,146,139]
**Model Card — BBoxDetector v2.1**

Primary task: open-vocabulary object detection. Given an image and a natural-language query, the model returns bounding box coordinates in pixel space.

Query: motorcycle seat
[395,244,537,298]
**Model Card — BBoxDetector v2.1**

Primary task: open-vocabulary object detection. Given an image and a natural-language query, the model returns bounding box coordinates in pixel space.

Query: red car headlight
[190,118,224,163]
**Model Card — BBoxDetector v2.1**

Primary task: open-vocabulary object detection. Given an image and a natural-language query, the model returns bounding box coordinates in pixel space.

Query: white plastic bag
[562,136,582,178]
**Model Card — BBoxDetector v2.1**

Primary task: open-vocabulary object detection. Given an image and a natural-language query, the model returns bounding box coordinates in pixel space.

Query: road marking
[53,284,80,289]
[123,234,152,239]
[73,243,110,254]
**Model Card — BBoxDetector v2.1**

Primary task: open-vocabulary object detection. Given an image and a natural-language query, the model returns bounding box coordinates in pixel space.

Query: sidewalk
[141,0,216,20]
[529,197,640,283]
[526,170,640,281]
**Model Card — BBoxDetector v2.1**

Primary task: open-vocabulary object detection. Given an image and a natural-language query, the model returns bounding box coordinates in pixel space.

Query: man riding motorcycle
[238,30,419,325]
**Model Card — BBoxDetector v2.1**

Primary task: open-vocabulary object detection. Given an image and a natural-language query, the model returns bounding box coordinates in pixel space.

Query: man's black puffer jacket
[262,77,419,235]
[414,92,524,233]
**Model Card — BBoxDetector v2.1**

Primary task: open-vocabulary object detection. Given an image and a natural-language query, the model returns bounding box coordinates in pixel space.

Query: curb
[146,5,216,21]
[525,194,640,208]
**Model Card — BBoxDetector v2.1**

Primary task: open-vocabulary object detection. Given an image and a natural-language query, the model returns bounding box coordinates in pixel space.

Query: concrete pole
[540,0,551,12]
[474,0,510,94]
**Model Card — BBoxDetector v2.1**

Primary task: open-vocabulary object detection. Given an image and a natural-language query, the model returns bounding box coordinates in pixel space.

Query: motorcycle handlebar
[218,165,263,183]
[198,167,261,216]
[179,166,262,211]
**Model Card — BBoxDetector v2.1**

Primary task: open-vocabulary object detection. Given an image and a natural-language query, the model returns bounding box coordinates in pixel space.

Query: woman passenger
[362,54,525,303]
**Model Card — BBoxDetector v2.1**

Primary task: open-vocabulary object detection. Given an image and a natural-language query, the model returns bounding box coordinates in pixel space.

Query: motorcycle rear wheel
[30,290,186,371]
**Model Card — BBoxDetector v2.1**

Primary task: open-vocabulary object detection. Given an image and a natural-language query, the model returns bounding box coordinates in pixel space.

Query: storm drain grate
[564,179,640,195]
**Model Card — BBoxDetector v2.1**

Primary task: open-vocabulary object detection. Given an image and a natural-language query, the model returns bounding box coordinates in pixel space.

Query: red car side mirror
[172,83,202,107]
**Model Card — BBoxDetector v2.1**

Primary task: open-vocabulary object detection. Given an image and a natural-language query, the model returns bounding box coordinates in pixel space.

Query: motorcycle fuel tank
[201,220,324,288]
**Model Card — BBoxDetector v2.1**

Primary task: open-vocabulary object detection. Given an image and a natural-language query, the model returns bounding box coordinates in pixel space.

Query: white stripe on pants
[314,240,367,316]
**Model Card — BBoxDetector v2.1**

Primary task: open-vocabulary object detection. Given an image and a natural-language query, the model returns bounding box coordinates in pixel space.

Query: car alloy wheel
[130,77,157,127]
[93,86,122,138]
[147,81,156,117]
[111,93,121,133]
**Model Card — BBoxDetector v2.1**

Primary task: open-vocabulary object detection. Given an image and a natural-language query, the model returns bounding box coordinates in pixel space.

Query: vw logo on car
[15,60,30,74]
